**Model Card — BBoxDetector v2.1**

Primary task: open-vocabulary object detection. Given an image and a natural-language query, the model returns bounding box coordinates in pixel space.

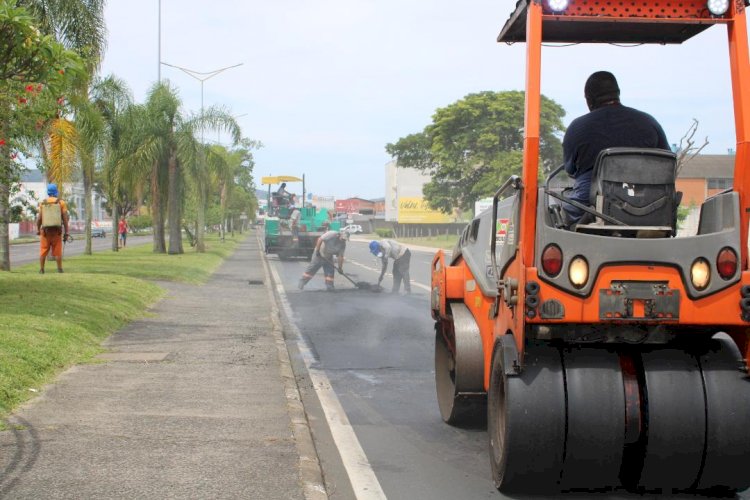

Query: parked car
[343,224,363,234]
[91,228,106,238]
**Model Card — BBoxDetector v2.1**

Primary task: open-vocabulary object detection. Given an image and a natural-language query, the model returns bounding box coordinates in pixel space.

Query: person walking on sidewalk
[36,183,70,274]
[118,217,129,248]
[369,239,412,294]
[298,229,349,291]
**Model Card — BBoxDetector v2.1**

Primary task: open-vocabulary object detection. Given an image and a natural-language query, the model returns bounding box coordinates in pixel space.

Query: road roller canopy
[498,0,730,44]
[261,175,303,185]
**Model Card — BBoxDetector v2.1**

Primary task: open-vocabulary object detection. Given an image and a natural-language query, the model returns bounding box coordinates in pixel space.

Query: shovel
[321,255,382,292]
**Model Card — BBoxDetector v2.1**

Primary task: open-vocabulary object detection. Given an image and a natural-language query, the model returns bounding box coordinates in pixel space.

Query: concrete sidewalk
[0,236,324,499]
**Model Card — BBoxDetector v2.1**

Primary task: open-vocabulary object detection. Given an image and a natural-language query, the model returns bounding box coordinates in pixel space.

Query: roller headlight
[568,256,589,289]
[707,0,730,15]
[547,0,569,12]
[691,258,711,291]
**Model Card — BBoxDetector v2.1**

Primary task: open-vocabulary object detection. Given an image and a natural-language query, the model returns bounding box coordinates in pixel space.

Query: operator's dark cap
[584,71,620,108]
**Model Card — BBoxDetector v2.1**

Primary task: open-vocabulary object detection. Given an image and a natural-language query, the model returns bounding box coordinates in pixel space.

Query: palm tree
[167,107,240,254]
[90,75,132,252]
[72,91,105,255]
[192,145,226,252]
[117,84,174,254]
[211,145,254,241]
[184,119,243,252]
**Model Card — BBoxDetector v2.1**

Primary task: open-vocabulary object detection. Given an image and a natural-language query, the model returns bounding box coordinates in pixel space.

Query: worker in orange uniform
[36,183,70,274]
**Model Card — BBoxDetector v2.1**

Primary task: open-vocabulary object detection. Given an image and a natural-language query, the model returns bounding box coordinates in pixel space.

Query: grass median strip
[398,234,459,250]
[0,234,243,426]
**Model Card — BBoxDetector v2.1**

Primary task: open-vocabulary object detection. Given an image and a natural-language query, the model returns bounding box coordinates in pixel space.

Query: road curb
[258,235,328,500]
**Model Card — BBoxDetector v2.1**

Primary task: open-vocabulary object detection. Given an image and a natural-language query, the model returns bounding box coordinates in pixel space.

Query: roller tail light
[541,244,563,277]
[716,247,737,280]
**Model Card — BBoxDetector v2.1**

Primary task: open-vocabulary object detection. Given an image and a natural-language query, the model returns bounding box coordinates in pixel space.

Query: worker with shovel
[298,228,349,291]
[369,239,411,294]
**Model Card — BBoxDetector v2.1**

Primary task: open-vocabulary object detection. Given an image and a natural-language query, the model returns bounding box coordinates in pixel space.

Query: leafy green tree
[386,90,565,213]
[0,0,82,270]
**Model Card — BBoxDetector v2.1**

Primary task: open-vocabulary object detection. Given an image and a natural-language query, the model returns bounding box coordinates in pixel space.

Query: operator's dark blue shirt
[562,103,669,219]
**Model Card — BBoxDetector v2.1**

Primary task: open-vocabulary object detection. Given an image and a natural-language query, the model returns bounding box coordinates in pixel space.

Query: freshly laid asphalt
[0,235,326,499]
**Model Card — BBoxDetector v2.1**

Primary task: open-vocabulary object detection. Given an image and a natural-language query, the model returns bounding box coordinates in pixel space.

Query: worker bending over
[369,239,411,294]
[299,229,349,291]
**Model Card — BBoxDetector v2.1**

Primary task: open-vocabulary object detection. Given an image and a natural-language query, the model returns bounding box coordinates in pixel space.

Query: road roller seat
[581,147,681,236]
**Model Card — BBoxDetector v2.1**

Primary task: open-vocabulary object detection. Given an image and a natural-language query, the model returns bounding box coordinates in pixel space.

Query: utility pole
[157,0,161,83]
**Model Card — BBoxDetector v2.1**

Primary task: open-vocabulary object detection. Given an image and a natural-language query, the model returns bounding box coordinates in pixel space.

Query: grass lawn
[398,234,459,250]
[0,233,244,425]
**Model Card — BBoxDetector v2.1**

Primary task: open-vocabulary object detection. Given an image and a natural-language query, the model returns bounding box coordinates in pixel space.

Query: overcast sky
[100,1,741,199]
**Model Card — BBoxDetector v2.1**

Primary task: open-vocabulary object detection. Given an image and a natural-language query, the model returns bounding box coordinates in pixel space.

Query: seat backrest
[589,147,678,228]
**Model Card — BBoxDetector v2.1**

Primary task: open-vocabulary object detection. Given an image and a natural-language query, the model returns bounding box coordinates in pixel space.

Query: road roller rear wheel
[638,348,706,493]
[560,346,626,491]
[488,339,566,493]
[696,335,750,493]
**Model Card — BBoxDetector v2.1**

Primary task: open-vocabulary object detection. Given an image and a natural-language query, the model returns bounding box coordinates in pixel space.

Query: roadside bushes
[127,214,152,234]
[375,228,394,238]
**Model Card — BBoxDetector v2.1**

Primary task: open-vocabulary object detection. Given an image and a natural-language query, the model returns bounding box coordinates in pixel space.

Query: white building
[384,161,456,223]
[385,161,431,222]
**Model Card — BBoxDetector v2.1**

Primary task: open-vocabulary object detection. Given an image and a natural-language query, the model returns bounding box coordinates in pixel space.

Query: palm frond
[190,105,242,146]
[22,0,107,68]
[47,117,78,188]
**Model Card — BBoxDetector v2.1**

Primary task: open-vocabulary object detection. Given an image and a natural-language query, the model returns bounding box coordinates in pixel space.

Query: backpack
[40,198,63,229]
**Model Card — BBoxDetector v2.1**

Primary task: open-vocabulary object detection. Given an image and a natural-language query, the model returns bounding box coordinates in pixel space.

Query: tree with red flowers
[0,0,84,271]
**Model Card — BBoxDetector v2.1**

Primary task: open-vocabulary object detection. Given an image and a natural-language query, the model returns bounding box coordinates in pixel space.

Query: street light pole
[157,0,161,83]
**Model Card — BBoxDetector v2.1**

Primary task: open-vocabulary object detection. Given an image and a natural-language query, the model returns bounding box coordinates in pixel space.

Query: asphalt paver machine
[431,0,750,494]
[262,175,339,260]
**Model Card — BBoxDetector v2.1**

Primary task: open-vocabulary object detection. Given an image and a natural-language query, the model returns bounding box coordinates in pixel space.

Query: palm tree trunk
[196,187,206,252]
[83,161,93,255]
[220,182,228,242]
[111,201,119,252]
[151,159,166,253]
[167,150,182,254]
[0,176,10,272]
